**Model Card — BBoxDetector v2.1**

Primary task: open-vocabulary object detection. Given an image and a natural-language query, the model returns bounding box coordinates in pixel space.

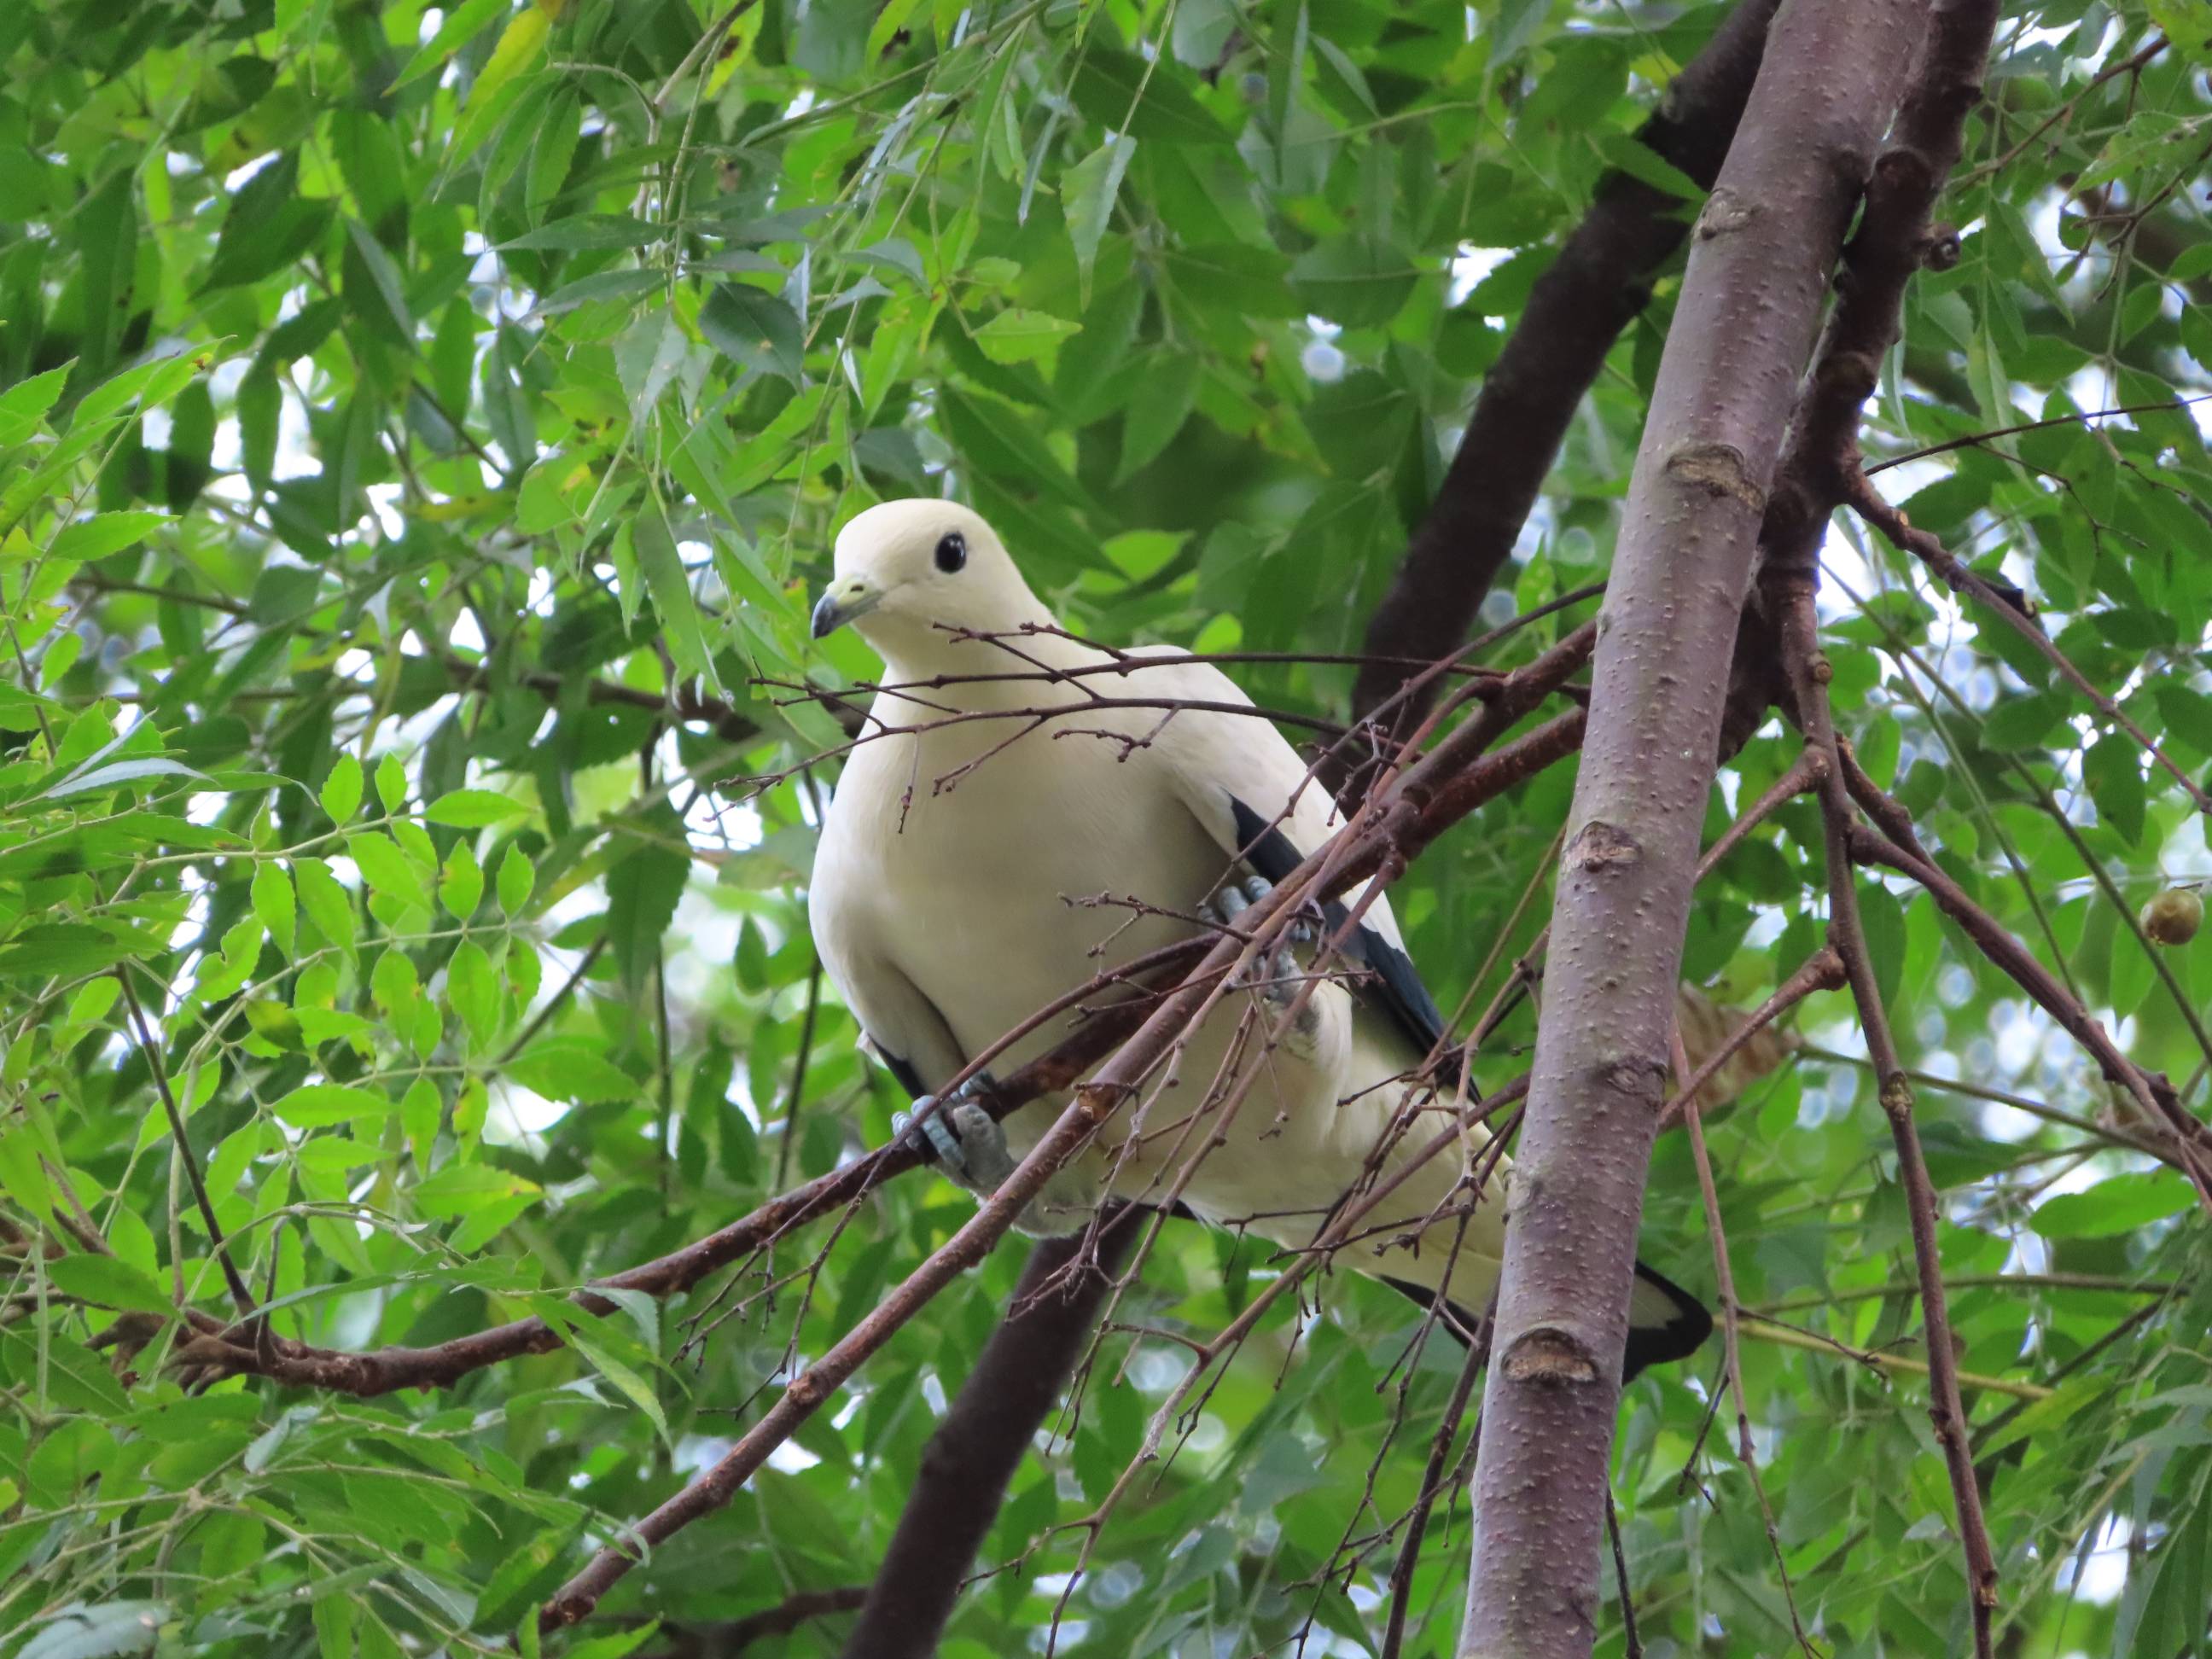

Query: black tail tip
[1622,1262,1714,1382]
[1380,1262,1714,1383]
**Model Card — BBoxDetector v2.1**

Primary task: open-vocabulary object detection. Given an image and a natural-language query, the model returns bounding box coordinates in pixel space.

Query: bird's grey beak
[811,577,879,639]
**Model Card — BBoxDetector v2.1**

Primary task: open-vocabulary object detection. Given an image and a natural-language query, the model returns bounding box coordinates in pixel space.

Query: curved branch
[1347,0,1784,760]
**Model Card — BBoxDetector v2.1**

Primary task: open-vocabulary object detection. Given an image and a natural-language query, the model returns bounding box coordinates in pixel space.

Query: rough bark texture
[1454,4,1926,1656]
[1347,0,1782,760]
[838,1207,1142,1659]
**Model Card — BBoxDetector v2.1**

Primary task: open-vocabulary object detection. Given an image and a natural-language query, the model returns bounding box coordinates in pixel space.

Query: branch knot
[1663,441,1766,511]
[1499,1326,1600,1385]
[1563,818,1643,874]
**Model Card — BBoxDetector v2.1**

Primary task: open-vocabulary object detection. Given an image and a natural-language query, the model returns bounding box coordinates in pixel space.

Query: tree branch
[835,1204,1144,1659]
[1347,0,1783,765]
[1458,3,1923,1652]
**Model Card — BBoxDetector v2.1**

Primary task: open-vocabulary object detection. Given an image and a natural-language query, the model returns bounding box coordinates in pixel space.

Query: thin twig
[116,971,257,1321]
[1674,1022,1818,1656]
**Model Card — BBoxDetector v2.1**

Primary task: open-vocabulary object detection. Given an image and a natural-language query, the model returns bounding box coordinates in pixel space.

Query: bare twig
[116,971,256,1321]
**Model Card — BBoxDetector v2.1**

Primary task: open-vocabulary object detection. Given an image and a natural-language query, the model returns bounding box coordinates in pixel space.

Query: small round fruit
[2140,888,2203,946]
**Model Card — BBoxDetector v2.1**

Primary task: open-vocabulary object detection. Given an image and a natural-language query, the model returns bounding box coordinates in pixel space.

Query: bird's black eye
[934,531,967,573]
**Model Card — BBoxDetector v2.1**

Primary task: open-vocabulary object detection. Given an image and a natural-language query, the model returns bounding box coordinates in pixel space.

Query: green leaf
[440,840,484,920]
[972,309,1083,365]
[50,511,169,563]
[497,844,535,917]
[606,821,690,992]
[1069,49,1232,146]
[293,858,357,954]
[1288,236,1419,329]
[203,154,334,291]
[2032,1170,2194,1237]
[46,1254,172,1316]
[413,1161,539,1218]
[505,1039,639,1104]
[393,0,509,90]
[1595,132,1707,201]
[632,495,722,691]
[562,1313,670,1444]
[1980,692,2066,751]
[320,754,364,824]
[374,752,408,814]
[698,283,805,382]
[0,364,71,445]
[251,863,295,956]
[273,1084,390,1127]
[498,214,665,253]
[1063,135,1137,302]
[346,833,432,914]
[425,789,527,828]
[341,219,414,349]
[17,1601,168,1659]
[1859,880,1906,1009]
[447,940,501,1048]
[1116,353,1200,483]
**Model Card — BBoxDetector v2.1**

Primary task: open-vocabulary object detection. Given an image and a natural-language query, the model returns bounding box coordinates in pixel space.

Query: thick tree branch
[1457,4,1923,1655]
[836,1205,1144,1659]
[1347,0,1783,765]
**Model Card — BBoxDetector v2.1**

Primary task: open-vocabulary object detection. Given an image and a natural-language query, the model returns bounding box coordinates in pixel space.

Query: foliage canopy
[3,0,2212,1655]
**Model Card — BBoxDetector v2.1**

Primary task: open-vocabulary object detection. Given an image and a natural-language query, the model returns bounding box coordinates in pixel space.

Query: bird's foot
[1203,875,1323,1056]
[895,1073,1019,1192]
[896,1075,1074,1233]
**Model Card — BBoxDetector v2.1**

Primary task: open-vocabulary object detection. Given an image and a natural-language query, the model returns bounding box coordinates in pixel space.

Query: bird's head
[812,499,1048,664]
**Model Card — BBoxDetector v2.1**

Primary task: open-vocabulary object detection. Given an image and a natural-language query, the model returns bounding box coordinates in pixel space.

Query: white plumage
[806,499,1705,1365]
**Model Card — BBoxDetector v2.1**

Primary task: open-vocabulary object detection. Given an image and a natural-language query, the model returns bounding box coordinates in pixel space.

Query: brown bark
[1454,4,1925,1656]
[837,1207,1143,1659]
[1346,0,1783,771]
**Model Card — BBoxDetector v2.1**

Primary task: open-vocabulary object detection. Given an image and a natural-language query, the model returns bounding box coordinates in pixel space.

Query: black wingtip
[1622,1261,1714,1382]
[1378,1263,1712,1383]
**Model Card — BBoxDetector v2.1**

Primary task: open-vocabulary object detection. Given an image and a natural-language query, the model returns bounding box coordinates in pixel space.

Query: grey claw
[895,1074,999,1179]
[1242,875,1272,906]
[894,1103,952,1167]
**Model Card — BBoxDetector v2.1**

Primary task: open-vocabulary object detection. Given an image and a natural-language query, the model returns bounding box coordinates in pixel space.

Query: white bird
[806,499,1709,1374]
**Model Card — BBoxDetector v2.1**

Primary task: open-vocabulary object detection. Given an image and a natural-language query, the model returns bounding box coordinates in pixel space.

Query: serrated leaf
[49,512,170,564]
[425,789,527,828]
[46,1254,172,1317]
[633,495,721,690]
[699,283,805,382]
[320,754,364,824]
[375,752,408,813]
[505,1039,638,1104]
[497,844,535,916]
[972,309,1082,365]
[273,1084,389,1127]
[440,840,484,919]
[1063,135,1136,302]
[346,833,432,913]
[251,863,295,956]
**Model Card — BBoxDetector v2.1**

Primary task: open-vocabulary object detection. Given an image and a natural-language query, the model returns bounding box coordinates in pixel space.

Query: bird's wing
[1129,650,1712,1374]
[1126,649,1448,1065]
